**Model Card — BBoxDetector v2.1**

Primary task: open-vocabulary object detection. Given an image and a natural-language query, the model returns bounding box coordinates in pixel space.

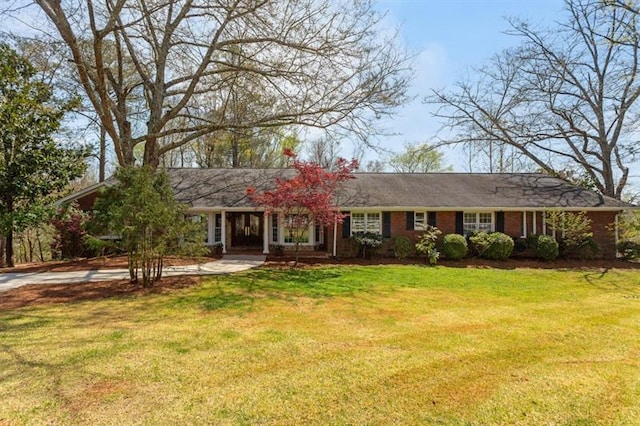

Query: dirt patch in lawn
[0,275,202,310]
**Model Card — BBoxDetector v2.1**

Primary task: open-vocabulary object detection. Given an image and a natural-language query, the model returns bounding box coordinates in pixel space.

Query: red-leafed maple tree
[247,149,358,264]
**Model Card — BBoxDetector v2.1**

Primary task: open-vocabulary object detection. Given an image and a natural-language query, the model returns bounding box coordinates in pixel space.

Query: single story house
[61,168,635,258]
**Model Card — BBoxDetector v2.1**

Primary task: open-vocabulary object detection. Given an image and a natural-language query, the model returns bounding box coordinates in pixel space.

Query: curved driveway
[0,255,266,293]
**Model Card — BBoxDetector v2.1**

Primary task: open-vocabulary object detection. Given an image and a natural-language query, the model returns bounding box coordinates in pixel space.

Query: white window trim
[463,211,495,235]
[350,211,382,235]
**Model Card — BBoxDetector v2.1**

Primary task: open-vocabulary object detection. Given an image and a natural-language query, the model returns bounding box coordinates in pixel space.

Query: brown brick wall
[329,210,620,259]
[586,211,617,258]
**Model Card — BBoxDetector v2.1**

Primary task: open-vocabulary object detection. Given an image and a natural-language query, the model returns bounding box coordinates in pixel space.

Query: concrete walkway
[0,255,266,293]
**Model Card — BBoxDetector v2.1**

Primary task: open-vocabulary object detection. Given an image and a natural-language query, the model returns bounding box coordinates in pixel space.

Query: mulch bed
[0,255,218,273]
[0,275,202,310]
[0,255,637,310]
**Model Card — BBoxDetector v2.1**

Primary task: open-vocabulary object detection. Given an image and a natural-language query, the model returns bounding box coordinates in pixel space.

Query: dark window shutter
[496,211,505,233]
[427,211,437,227]
[342,212,350,238]
[455,211,464,235]
[406,211,414,230]
[382,212,391,238]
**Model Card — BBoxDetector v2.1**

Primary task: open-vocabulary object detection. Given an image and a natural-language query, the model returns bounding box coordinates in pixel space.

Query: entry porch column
[263,213,269,254]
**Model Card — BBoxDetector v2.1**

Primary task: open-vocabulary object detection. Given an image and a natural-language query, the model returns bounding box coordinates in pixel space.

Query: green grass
[1,265,639,425]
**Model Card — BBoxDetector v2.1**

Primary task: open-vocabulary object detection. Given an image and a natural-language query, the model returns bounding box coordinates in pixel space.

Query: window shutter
[427,211,437,227]
[496,211,505,233]
[455,211,464,235]
[406,211,414,230]
[342,212,350,238]
[382,212,391,237]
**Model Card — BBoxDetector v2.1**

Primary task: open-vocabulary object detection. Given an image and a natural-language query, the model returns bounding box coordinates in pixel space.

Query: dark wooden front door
[231,212,263,247]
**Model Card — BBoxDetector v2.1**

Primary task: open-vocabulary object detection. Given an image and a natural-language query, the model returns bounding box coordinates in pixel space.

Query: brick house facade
[60,169,635,259]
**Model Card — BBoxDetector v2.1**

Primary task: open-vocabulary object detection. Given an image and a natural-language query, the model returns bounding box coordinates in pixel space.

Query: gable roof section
[166,169,632,210]
[336,172,632,209]
[58,168,635,210]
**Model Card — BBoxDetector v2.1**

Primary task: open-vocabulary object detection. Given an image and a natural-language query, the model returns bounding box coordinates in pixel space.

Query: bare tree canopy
[429,0,640,199]
[8,0,411,169]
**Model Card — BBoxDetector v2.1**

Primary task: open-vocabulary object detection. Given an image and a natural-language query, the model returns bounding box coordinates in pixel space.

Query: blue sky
[371,0,566,169]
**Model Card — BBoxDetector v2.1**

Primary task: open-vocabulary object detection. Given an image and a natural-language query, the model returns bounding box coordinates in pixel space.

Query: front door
[231,212,263,247]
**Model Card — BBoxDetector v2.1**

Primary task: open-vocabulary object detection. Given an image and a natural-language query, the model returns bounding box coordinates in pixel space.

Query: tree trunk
[99,124,106,182]
[36,228,45,262]
[5,229,14,267]
[0,236,5,268]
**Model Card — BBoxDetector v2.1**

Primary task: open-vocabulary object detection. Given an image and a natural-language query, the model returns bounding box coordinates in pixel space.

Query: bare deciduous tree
[10,0,411,169]
[429,0,640,199]
[388,142,451,173]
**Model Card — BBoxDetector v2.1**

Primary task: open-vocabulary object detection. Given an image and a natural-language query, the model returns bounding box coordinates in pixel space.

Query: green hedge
[535,235,559,261]
[442,233,468,260]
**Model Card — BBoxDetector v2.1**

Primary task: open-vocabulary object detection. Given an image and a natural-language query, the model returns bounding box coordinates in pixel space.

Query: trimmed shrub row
[386,231,604,262]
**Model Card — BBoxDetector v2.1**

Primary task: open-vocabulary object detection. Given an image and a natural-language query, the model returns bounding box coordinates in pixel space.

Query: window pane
[463,213,476,224]
[478,213,492,231]
[414,212,426,230]
[479,213,492,223]
[351,213,366,232]
[366,213,381,233]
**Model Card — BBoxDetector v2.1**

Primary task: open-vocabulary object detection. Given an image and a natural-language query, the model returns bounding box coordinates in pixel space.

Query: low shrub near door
[441,233,468,260]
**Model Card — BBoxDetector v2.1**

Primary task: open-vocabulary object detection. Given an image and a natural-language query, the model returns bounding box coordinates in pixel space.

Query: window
[463,212,493,235]
[271,213,279,243]
[350,212,381,234]
[414,212,427,231]
[284,214,310,244]
[214,213,222,243]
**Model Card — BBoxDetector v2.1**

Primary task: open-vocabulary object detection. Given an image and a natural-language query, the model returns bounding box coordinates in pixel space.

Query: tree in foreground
[19,0,411,169]
[0,43,87,267]
[92,167,205,287]
[247,150,358,264]
[429,0,640,199]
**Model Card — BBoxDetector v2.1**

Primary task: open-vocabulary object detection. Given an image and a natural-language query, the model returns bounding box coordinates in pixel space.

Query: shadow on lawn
[167,267,378,312]
[581,267,640,297]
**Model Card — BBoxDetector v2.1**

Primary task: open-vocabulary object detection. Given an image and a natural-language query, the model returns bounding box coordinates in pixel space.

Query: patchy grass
[1,265,639,425]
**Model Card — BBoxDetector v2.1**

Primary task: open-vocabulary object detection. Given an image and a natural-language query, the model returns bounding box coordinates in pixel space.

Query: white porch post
[542,212,547,235]
[522,211,527,238]
[332,217,338,257]
[221,210,227,254]
[263,214,269,254]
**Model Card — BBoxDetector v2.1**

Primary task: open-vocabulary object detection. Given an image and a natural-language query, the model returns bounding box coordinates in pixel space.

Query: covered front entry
[230,212,264,248]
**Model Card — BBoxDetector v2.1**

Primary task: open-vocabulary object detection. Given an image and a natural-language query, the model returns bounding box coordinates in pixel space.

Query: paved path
[0,255,266,293]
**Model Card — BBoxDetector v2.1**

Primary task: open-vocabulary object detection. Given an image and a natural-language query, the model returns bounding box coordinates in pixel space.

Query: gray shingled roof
[164,168,632,210]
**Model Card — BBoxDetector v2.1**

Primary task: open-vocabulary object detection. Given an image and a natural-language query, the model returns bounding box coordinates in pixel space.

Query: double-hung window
[414,212,427,231]
[463,212,493,235]
[284,214,310,244]
[351,212,381,234]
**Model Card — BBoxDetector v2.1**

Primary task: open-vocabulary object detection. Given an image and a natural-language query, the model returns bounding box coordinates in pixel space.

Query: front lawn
[1,266,639,424]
